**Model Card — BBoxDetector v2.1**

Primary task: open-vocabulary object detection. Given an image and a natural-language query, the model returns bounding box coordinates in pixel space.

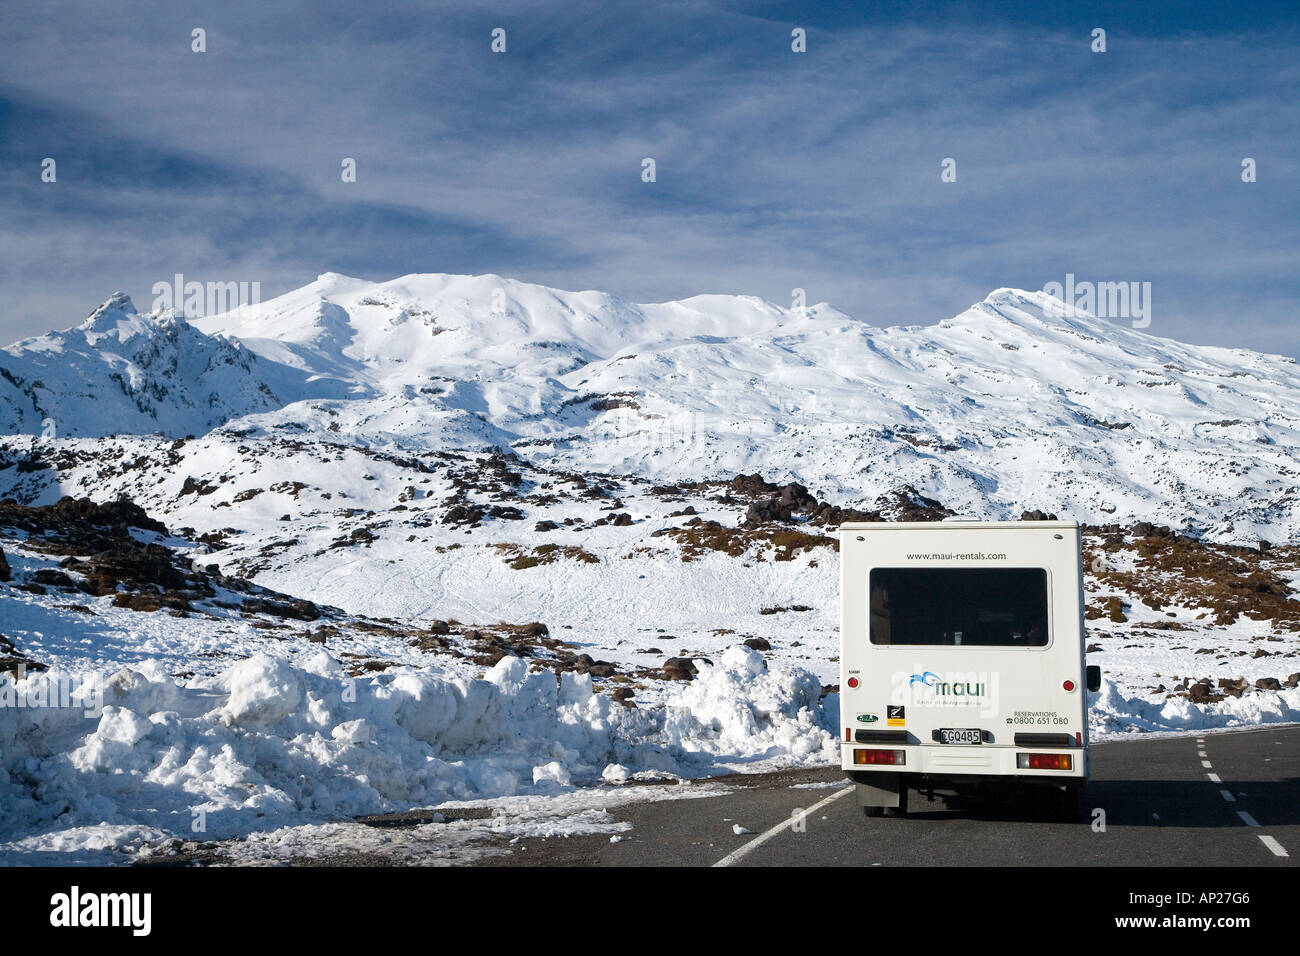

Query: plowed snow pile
[1089,678,1300,736]
[4,646,1298,861]
[0,646,838,858]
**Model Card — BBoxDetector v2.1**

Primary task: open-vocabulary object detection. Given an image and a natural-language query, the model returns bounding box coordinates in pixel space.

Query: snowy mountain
[0,292,348,438]
[193,274,1300,542]
[3,273,1299,541]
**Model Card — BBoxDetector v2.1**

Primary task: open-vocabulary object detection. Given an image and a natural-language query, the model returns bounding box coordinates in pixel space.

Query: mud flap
[855,775,904,809]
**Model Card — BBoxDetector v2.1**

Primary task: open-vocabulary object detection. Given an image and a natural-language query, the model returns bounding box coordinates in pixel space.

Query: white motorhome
[838,520,1100,819]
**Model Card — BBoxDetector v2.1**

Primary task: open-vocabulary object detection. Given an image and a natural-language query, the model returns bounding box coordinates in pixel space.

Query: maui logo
[931,679,986,698]
[909,671,984,697]
[894,668,999,715]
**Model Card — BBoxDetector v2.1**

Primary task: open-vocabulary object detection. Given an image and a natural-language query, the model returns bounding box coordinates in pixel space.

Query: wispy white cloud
[0,1,1296,353]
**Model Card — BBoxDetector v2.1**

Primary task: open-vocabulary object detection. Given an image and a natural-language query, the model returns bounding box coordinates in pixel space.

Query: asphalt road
[479,725,1299,866]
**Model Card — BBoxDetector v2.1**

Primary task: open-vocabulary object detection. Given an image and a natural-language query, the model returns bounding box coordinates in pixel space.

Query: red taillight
[854,749,905,766]
[1017,753,1073,771]
[847,677,859,688]
[1063,679,1076,692]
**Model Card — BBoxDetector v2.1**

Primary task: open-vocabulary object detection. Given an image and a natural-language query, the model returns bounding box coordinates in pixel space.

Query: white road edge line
[712,785,854,868]
[1236,811,1259,827]
[1259,836,1289,857]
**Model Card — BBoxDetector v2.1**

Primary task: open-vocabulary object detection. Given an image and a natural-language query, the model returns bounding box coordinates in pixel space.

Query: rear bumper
[841,742,1087,779]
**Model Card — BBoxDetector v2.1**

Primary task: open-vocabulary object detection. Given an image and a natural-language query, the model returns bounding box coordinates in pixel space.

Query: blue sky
[2,0,1297,354]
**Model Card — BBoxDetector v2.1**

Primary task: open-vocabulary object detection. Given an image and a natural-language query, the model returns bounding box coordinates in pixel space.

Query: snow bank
[0,647,836,859]
[1089,678,1300,737]
[6,652,1297,861]
[663,645,838,765]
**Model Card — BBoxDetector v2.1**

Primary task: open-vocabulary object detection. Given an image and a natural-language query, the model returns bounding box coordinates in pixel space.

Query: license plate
[938,728,983,745]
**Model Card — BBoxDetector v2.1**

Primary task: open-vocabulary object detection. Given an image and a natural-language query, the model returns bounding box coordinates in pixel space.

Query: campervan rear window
[869,568,1049,646]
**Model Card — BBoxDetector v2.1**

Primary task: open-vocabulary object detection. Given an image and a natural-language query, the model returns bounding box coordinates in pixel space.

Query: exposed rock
[1130,521,1174,539]
[78,544,191,597]
[0,633,47,676]
[662,656,700,681]
[113,592,176,612]
[872,486,952,522]
[743,498,792,528]
[442,504,484,526]
[33,568,76,589]
[180,476,218,497]
[241,597,321,621]
[0,495,168,538]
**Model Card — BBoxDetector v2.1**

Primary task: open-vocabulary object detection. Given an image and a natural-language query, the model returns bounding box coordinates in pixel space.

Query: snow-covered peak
[75,292,151,342]
[188,272,815,393]
[86,290,136,317]
[0,291,346,438]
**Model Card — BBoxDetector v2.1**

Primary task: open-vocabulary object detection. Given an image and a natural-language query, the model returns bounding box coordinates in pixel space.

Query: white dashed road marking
[1258,836,1289,858]
[1201,742,1291,860]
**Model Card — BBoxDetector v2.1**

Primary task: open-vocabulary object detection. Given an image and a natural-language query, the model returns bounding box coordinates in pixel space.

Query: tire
[863,806,885,818]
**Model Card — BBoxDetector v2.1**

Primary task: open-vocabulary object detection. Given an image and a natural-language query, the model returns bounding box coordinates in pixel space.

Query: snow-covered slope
[0,293,349,438]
